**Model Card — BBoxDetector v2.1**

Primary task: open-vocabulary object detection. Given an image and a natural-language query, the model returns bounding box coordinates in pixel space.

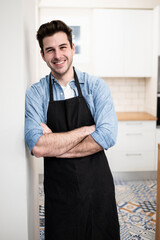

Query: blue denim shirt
[25,68,118,153]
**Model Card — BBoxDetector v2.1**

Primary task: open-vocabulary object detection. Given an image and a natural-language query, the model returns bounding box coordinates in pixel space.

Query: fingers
[41,122,52,134]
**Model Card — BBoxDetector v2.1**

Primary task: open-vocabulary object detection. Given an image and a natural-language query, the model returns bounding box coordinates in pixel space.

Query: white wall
[23,0,40,239]
[0,0,39,239]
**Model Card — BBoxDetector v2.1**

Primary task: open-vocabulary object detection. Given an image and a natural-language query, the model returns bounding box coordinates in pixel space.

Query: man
[25,20,120,239]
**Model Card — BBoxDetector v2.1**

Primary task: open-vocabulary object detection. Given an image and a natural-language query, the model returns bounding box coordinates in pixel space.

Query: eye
[60,46,67,50]
[45,48,54,53]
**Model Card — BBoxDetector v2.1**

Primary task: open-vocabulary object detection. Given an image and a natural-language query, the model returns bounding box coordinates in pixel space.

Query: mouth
[53,60,66,66]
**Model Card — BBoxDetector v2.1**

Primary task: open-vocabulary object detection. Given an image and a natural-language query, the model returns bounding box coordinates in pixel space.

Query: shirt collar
[50,67,85,84]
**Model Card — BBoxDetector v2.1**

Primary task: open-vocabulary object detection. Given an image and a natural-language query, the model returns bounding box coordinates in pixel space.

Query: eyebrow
[59,43,68,47]
[45,43,68,52]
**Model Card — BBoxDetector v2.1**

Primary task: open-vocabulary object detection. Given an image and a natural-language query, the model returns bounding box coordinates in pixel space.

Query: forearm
[57,135,103,158]
[32,125,95,158]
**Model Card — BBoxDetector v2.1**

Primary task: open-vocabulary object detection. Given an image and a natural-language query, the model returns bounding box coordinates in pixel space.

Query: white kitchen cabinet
[124,10,152,77]
[106,121,156,172]
[92,9,124,77]
[93,9,153,77]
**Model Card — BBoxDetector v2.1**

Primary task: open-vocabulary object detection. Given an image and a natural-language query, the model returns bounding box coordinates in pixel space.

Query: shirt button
[61,92,63,95]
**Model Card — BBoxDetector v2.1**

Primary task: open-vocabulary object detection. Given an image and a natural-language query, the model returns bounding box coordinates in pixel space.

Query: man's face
[41,31,75,79]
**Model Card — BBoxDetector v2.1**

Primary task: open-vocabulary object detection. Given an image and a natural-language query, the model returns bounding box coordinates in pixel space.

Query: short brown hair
[36,20,73,54]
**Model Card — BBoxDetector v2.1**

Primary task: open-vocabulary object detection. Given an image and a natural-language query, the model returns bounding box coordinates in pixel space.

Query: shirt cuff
[25,130,43,155]
[91,131,109,150]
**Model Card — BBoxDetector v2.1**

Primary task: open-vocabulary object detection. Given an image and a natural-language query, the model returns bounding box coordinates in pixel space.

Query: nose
[54,49,61,59]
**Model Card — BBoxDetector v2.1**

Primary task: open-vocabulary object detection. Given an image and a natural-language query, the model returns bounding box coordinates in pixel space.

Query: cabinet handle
[126,122,143,126]
[126,133,142,136]
[125,153,142,156]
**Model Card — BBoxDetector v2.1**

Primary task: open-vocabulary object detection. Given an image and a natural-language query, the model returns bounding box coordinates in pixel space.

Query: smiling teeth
[55,61,64,65]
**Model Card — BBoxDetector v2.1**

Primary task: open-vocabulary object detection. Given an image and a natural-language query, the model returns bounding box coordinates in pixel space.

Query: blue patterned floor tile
[118,201,144,214]
[141,229,155,239]
[40,230,45,240]
[120,222,132,239]
[115,185,137,203]
[127,183,156,202]
[143,221,156,232]
[130,234,148,240]
[139,201,156,213]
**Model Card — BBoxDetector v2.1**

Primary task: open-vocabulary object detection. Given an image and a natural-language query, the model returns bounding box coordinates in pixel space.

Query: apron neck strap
[49,73,54,102]
[73,67,83,97]
[49,67,82,101]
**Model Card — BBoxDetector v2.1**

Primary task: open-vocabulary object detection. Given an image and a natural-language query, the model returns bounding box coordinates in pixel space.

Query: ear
[40,50,46,62]
[72,43,75,55]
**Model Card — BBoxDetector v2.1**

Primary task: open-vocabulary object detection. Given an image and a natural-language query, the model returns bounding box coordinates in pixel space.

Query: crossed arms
[25,76,117,159]
[32,123,103,158]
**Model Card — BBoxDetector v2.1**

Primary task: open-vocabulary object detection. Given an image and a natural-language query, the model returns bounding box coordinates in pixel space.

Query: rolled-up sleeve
[91,78,118,150]
[25,84,44,154]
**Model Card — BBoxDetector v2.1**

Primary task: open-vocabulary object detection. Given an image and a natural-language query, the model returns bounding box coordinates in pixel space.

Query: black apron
[44,69,120,240]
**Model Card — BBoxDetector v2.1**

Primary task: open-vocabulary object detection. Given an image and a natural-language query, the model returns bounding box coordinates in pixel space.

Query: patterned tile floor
[39,180,157,239]
[115,180,157,240]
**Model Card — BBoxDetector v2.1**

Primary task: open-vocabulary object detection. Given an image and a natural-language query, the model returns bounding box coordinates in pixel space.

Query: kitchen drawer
[118,121,156,131]
[114,130,156,151]
[106,150,155,172]
[105,120,156,172]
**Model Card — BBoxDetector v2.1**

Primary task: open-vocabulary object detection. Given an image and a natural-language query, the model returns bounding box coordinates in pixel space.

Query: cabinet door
[92,9,152,77]
[107,150,155,172]
[124,10,153,77]
[92,9,124,77]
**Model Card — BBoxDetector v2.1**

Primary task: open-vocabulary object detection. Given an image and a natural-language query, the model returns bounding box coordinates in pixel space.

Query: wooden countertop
[116,112,157,121]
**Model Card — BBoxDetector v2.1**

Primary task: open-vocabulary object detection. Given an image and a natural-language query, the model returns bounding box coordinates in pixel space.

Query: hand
[41,122,52,134]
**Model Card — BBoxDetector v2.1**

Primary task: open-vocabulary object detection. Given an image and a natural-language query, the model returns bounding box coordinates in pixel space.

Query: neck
[51,66,74,86]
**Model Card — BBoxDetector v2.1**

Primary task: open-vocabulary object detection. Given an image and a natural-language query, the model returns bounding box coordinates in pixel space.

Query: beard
[49,58,73,79]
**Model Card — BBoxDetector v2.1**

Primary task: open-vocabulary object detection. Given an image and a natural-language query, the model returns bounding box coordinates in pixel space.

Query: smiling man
[25,20,120,240]
[41,31,74,85]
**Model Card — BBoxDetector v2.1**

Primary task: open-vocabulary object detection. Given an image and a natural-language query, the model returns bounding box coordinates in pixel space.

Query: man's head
[37,20,75,81]
[36,20,73,55]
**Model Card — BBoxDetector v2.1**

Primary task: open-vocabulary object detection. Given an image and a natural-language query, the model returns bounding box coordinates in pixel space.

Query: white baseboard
[112,171,157,181]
